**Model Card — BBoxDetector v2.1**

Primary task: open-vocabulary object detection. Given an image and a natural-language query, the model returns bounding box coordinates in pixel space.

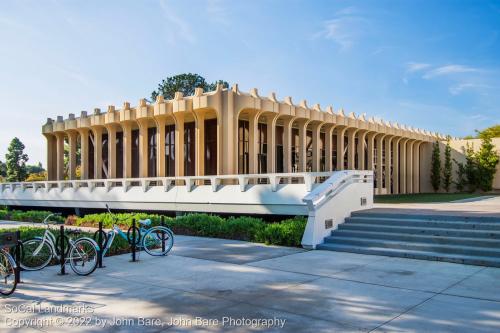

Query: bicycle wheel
[143,227,174,256]
[0,250,17,296]
[20,238,53,271]
[68,238,98,276]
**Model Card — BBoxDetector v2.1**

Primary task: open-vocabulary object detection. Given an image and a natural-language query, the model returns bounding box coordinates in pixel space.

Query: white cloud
[423,65,479,79]
[405,62,430,73]
[313,7,367,50]
[159,0,195,45]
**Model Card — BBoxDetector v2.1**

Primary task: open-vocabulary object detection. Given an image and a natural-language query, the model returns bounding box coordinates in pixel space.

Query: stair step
[345,216,500,231]
[351,211,500,223]
[325,236,500,258]
[339,223,500,239]
[330,230,500,247]
[316,243,500,268]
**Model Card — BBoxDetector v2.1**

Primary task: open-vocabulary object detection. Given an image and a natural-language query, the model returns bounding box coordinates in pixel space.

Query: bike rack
[128,219,138,262]
[57,225,68,275]
[0,231,22,284]
[161,216,166,253]
[96,222,106,268]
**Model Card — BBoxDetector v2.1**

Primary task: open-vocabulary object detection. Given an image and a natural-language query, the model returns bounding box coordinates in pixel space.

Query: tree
[26,162,45,174]
[453,159,467,192]
[464,143,478,192]
[150,73,229,101]
[430,140,441,192]
[0,161,6,177]
[6,137,29,182]
[442,137,453,192]
[25,171,47,182]
[474,135,499,191]
[478,125,500,139]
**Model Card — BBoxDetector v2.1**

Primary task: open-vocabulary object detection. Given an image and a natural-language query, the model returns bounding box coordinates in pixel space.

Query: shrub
[75,212,165,228]
[0,209,64,223]
[255,217,307,247]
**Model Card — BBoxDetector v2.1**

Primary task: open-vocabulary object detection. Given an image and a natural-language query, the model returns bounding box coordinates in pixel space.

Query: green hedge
[3,210,308,247]
[73,213,307,247]
[0,210,65,223]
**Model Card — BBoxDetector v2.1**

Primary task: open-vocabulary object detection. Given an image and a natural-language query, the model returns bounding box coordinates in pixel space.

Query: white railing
[301,170,374,249]
[0,172,334,194]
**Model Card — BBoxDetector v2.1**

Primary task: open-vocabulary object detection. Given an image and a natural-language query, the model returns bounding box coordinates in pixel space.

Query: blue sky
[1,0,499,165]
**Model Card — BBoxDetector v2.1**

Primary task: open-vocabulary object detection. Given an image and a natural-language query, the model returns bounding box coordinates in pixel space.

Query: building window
[275,126,284,173]
[306,130,313,172]
[205,119,217,175]
[184,122,196,176]
[132,129,139,178]
[102,133,108,179]
[238,120,249,174]
[165,124,175,177]
[116,131,123,178]
[291,128,299,172]
[320,132,326,171]
[88,134,94,179]
[148,127,157,177]
[258,123,267,174]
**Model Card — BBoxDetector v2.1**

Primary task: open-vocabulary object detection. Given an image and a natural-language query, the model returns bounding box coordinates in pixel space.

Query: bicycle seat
[67,229,82,235]
[138,219,151,226]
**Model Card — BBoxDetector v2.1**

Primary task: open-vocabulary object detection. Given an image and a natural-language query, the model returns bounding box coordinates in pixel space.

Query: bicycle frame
[101,225,149,256]
[33,227,98,263]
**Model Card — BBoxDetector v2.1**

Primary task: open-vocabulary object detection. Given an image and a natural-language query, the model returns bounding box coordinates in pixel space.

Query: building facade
[42,84,443,194]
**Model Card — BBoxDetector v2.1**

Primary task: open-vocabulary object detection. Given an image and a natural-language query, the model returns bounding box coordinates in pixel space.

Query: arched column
[336,126,348,170]
[347,128,358,170]
[154,117,167,177]
[282,117,295,173]
[248,110,262,174]
[366,132,377,171]
[324,124,335,172]
[413,141,422,193]
[43,134,57,181]
[76,129,90,180]
[173,113,185,177]
[311,122,323,172]
[384,135,393,194]
[104,125,119,179]
[296,119,310,172]
[194,112,205,176]
[399,138,409,193]
[406,140,415,193]
[121,123,133,178]
[54,132,65,180]
[67,131,78,180]
[91,127,104,179]
[357,130,368,170]
[392,137,402,194]
[375,134,386,194]
[266,113,279,173]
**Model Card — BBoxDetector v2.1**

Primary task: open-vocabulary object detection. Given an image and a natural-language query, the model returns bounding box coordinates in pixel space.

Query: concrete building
[42,84,443,195]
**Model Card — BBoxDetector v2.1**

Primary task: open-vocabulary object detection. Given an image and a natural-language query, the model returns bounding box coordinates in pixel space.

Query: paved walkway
[1,234,499,332]
[374,195,500,218]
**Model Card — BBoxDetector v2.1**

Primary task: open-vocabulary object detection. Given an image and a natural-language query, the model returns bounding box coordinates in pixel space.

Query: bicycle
[0,247,17,296]
[20,213,99,276]
[94,205,174,257]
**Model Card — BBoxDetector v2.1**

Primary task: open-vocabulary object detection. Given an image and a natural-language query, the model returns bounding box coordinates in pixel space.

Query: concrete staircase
[317,210,500,267]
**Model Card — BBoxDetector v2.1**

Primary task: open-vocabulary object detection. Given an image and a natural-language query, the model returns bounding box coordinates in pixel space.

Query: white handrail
[0,172,335,193]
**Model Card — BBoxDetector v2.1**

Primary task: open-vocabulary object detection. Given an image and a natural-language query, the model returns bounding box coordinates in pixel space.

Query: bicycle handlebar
[42,212,62,225]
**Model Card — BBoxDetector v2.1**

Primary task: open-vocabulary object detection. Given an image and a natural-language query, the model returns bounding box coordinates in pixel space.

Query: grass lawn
[374,193,491,204]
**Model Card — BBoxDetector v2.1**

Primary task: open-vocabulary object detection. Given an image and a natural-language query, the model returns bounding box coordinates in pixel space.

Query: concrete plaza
[1,234,499,332]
